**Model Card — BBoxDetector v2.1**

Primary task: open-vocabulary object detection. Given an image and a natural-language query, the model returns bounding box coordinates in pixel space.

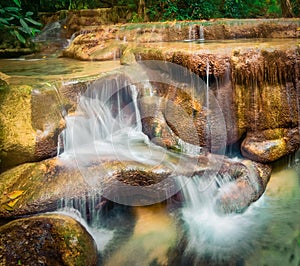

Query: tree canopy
[2,0,300,21]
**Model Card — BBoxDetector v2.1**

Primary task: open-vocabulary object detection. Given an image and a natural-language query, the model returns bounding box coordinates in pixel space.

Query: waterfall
[199,25,205,41]
[58,68,207,207]
[61,79,143,157]
[185,24,195,42]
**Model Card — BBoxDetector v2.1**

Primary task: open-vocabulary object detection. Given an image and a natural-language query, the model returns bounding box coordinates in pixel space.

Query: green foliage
[0,0,42,44]
[291,0,300,16]
[147,0,286,20]
[148,0,222,21]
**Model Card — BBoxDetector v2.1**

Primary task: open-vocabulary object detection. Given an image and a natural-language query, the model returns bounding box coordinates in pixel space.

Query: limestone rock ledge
[0,154,271,218]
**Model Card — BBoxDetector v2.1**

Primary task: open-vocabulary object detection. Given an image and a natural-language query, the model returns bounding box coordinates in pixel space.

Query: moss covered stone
[0,214,97,266]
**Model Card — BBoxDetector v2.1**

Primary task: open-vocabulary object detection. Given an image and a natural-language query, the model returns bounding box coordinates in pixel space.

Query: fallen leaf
[2,205,14,211]
[7,190,24,200]
[7,198,20,208]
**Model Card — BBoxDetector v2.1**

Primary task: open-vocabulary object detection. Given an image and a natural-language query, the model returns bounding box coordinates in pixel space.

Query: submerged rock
[0,213,97,266]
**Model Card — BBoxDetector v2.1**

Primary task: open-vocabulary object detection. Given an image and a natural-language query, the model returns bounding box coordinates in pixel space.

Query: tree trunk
[138,0,149,21]
[280,0,294,17]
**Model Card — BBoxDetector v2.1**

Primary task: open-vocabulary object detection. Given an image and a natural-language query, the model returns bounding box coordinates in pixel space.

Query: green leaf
[0,18,9,25]
[19,18,31,34]
[13,29,26,43]
[24,17,42,27]
[13,0,21,8]
[5,7,20,12]
[25,11,33,16]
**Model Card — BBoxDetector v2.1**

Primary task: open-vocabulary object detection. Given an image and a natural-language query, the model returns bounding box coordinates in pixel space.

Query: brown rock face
[0,214,97,266]
[137,44,300,162]
[232,48,300,162]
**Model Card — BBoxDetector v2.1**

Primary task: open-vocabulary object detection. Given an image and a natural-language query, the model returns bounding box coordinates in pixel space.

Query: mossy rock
[0,84,63,171]
[0,158,88,218]
[0,213,97,266]
[241,128,300,163]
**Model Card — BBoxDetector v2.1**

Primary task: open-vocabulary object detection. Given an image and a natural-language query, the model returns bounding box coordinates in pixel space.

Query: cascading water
[56,61,283,264]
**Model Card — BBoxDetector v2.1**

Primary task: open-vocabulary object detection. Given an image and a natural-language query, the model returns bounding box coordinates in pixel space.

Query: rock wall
[232,49,300,162]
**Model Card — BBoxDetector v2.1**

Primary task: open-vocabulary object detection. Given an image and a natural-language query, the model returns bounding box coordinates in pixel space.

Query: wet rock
[241,128,300,163]
[134,42,300,162]
[0,84,63,171]
[231,48,300,162]
[0,156,175,217]
[0,72,9,82]
[0,159,83,217]
[0,213,97,266]
[138,77,226,152]
[214,160,272,214]
[0,145,271,217]
[232,51,299,132]
[63,34,127,61]
[120,46,137,65]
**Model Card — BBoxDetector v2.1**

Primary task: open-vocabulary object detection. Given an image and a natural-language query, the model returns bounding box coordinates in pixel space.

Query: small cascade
[178,166,267,264]
[61,80,146,161]
[198,25,205,41]
[185,24,196,42]
[178,139,202,156]
[66,32,78,48]
[58,69,205,206]
[58,194,103,225]
[206,60,211,149]
[188,25,193,40]
[56,199,114,252]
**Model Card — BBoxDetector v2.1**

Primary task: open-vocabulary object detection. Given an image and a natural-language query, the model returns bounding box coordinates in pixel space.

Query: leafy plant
[131,12,144,23]
[0,0,42,44]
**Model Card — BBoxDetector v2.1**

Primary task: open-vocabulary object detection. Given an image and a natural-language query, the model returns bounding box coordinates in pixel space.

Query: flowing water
[58,60,226,206]
[0,37,299,265]
[55,59,299,265]
[54,159,300,266]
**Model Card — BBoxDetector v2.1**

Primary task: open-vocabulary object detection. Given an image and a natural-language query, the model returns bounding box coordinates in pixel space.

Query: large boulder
[0,154,202,217]
[138,81,226,152]
[0,214,97,266]
[0,83,63,171]
[0,158,88,218]
[241,128,300,163]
